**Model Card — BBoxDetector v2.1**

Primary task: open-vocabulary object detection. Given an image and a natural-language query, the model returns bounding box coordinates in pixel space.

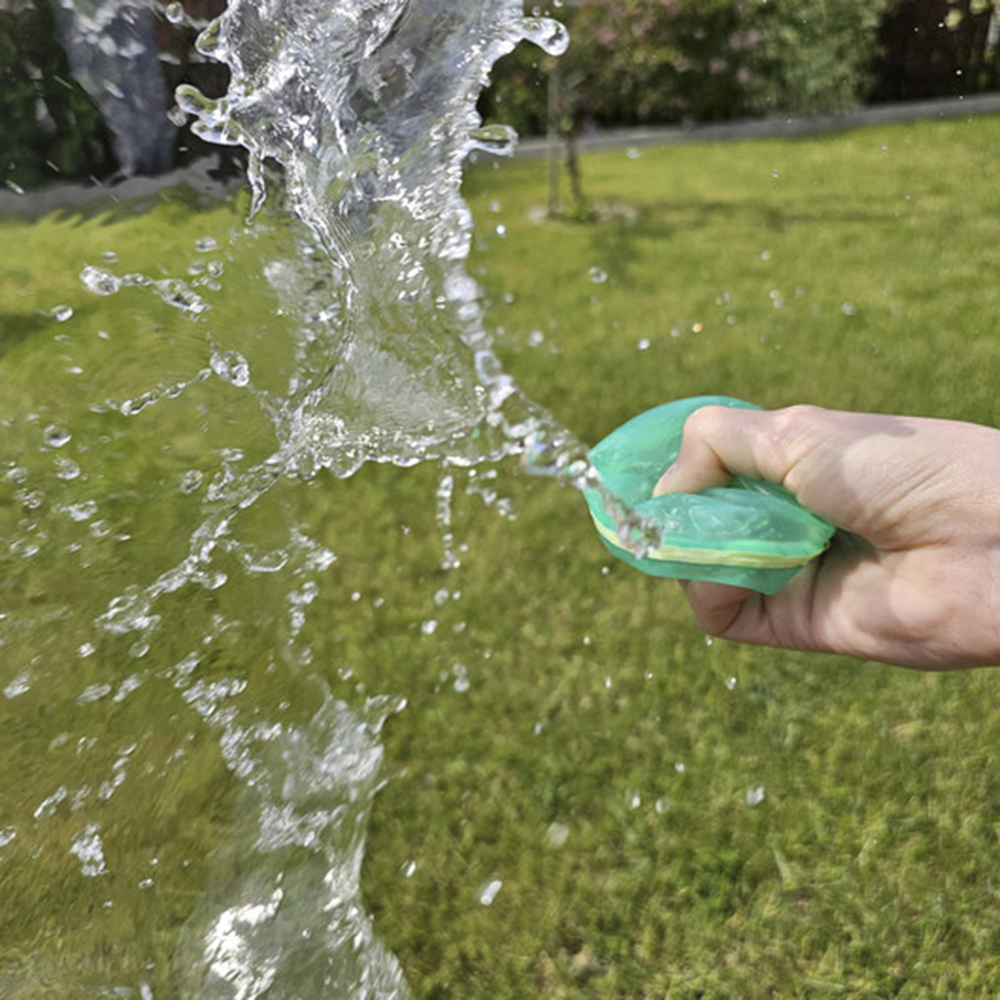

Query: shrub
[0,1,116,190]
[741,0,891,116]
[483,0,894,137]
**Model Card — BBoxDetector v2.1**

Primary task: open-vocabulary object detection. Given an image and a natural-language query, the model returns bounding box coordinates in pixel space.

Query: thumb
[681,580,757,636]
[653,404,813,497]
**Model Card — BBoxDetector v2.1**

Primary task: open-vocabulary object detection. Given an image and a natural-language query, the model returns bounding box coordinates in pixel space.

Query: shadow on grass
[0,311,66,362]
[579,194,901,285]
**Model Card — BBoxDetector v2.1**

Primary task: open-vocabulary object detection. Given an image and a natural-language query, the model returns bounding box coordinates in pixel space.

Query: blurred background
[4,0,1000,192]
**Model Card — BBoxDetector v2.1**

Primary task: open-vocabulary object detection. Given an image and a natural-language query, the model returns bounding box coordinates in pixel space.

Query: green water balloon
[583,396,835,594]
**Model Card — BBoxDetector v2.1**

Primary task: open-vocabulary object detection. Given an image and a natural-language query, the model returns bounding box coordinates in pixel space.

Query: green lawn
[2,115,1000,998]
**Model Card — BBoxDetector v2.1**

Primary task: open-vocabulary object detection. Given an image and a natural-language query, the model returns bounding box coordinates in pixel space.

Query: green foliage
[484,0,894,137]
[567,0,750,125]
[0,1,116,190]
[742,0,892,115]
[480,42,552,140]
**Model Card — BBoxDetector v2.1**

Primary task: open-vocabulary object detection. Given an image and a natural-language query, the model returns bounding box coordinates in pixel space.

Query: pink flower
[632,17,652,39]
[597,25,617,47]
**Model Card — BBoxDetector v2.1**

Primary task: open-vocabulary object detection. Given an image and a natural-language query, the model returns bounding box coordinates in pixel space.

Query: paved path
[0,157,241,221]
[4,94,1000,219]
[510,92,1000,159]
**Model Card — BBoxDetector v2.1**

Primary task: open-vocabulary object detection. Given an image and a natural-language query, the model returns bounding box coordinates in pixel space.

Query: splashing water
[175,0,576,476]
[0,1,592,998]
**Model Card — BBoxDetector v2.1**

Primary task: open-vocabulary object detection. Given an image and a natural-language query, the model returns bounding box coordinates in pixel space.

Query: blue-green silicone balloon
[583,396,835,594]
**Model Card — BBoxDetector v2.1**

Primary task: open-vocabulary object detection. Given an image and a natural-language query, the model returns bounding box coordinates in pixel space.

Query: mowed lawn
[365,116,1000,999]
[3,114,1000,998]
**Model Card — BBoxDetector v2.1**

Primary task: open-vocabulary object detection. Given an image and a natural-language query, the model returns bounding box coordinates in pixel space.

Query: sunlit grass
[363,115,1000,998]
[3,115,1000,998]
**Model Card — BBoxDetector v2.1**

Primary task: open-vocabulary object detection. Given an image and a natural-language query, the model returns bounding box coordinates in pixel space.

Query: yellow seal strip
[590,515,816,569]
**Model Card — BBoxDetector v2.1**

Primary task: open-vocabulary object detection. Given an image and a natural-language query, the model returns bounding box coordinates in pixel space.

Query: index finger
[653,404,824,497]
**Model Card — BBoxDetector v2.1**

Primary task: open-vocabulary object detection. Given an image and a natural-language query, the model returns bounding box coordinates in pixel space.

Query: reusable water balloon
[583,396,835,594]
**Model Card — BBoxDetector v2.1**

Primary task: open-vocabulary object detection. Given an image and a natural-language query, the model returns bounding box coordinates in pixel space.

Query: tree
[483,1,894,215]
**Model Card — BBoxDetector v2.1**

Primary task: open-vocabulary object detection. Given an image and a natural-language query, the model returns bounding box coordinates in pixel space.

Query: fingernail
[652,464,677,497]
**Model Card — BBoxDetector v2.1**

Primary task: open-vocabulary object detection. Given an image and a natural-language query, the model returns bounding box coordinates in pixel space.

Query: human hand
[653,404,1000,669]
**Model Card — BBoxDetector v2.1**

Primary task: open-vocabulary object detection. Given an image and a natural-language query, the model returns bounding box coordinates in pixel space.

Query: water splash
[175,0,580,477]
[1,3,590,997]
[175,695,411,1000]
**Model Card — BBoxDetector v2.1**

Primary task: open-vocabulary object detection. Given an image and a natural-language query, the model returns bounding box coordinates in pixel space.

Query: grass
[2,115,1000,998]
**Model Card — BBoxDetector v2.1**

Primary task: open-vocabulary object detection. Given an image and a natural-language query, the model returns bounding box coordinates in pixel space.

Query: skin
[652,404,1000,669]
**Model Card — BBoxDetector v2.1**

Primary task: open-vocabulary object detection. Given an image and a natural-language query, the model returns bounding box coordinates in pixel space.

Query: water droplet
[725,675,737,691]
[628,790,641,809]
[421,619,437,636]
[674,762,686,774]
[80,265,121,296]
[165,2,185,24]
[520,16,569,56]
[402,859,418,879]
[44,424,72,449]
[637,338,650,351]
[4,670,32,699]
[195,236,220,253]
[179,469,203,494]
[527,329,544,348]
[588,266,607,284]
[452,663,469,694]
[77,683,112,706]
[545,822,569,848]
[625,147,641,159]
[5,179,25,196]
[156,278,208,315]
[51,305,74,322]
[478,878,503,906]
[69,824,107,877]
[495,223,507,237]
[468,123,517,156]
[210,350,251,387]
[760,250,772,262]
[54,457,81,480]
[63,500,97,522]
[167,104,188,128]
[746,785,766,807]
[841,301,856,316]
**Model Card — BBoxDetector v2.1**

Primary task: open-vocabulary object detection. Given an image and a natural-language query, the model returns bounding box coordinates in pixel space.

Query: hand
[653,404,1000,669]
